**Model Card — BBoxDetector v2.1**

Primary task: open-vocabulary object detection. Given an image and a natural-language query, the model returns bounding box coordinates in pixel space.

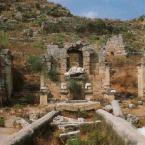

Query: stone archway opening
[67,49,83,71]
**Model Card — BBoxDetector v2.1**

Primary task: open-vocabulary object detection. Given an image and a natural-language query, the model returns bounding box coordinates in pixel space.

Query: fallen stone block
[59,130,80,140]
[111,100,124,117]
[96,109,145,145]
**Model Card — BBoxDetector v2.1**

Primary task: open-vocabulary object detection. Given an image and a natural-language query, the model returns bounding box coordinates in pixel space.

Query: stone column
[60,50,67,81]
[138,63,144,98]
[104,65,110,88]
[40,71,45,90]
[40,91,48,106]
[83,51,90,75]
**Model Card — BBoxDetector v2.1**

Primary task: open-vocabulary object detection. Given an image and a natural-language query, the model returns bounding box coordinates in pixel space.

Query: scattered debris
[104,105,113,112]
[128,103,136,109]
[13,117,29,128]
[138,101,143,105]
[59,130,80,140]
[126,114,139,124]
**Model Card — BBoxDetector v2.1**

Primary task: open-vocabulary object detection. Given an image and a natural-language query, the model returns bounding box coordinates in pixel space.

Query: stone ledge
[55,102,100,111]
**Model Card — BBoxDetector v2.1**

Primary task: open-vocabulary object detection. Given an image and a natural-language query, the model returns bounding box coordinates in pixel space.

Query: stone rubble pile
[51,115,101,141]
[126,114,139,124]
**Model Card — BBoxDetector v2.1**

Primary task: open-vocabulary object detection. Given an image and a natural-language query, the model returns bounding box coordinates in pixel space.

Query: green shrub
[77,110,89,118]
[87,19,106,34]
[0,31,9,49]
[35,13,46,26]
[48,68,59,82]
[26,94,35,104]
[67,137,82,145]
[0,117,5,127]
[80,124,91,133]
[75,24,87,33]
[43,22,60,33]
[27,55,42,72]
[68,80,82,100]
[138,15,145,22]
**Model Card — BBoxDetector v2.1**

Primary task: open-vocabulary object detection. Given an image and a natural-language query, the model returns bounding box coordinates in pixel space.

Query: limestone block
[61,83,67,90]
[40,94,48,106]
[85,95,93,101]
[111,100,124,118]
[85,83,92,89]
[104,94,115,102]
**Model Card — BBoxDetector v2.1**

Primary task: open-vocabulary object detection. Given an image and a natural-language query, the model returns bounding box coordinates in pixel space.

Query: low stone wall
[56,102,100,111]
[96,109,145,145]
[2,111,59,145]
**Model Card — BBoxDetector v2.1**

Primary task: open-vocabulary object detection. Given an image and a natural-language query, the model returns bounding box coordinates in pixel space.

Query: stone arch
[66,46,83,71]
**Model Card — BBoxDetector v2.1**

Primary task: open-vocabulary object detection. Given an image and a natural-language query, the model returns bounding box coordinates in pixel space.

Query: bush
[75,24,87,33]
[68,80,82,100]
[0,117,5,127]
[42,22,60,33]
[80,124,91,133]
[48,68,59,82]
[35,13,46,26]
[67,137,82,145]
[87,19,106,34]
[27,55,42,72]
[26,94,35,104]
[138,15,145,22]
[0,31,9,49]
[77,110,89,118]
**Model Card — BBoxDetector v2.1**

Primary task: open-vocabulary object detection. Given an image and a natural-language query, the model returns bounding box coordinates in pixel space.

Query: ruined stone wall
[105,34,126,56]
[92,63,111,99]
[0,49,13,105]
[40,42,111,102]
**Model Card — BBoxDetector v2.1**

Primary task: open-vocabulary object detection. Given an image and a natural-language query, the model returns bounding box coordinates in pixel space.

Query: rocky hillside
[0,0,145,95]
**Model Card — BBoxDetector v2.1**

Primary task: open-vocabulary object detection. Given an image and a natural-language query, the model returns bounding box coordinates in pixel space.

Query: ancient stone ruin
[0,49,13,105]
[40,41,112,104]
[103,34,126,56]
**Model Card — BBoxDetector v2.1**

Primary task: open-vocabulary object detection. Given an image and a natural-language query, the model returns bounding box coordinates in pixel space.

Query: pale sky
[48,0,145,20]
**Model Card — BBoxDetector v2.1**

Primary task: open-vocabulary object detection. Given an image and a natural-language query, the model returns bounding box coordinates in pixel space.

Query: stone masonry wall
[105,34,126,56]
